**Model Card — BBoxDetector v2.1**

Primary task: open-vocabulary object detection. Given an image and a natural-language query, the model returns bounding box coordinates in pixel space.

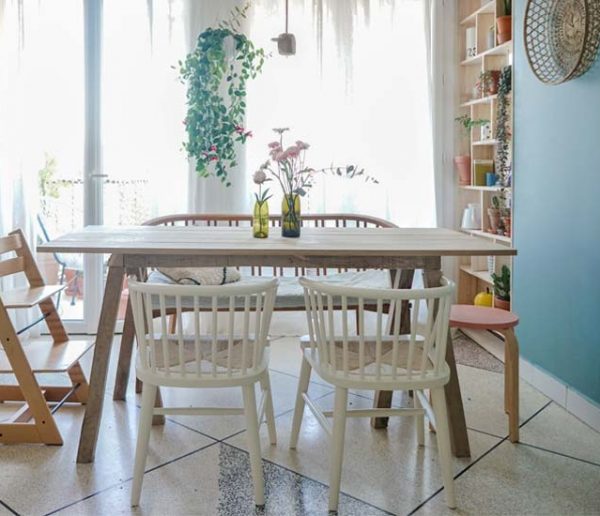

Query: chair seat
[0,338,94,373]
[147,269,391,310]
[450,305,519,330]
[0,284,66,308]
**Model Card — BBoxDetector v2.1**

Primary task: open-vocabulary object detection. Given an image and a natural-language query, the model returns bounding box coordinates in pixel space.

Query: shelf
[461,41,512,66]
[461,185,506,192]
[472,139,498,146]
[461,94,497,107]
[460,265,493,284]
[460,1,496,25]
[462,228,512,244]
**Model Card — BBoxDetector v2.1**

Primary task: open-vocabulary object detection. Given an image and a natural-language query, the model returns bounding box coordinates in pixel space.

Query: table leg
[77,258,124,463]
[372,269,414,429]
[424,269,471,458]
[114,269,140,401]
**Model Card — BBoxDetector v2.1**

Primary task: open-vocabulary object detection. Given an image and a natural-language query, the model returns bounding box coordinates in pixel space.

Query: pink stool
[449,305,520,443]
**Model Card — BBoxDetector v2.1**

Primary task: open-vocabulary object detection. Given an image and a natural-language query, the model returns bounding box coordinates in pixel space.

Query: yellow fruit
[474,291,493,307]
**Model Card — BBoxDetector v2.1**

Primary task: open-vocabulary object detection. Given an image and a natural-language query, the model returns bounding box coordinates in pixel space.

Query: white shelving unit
[456,0,514,309]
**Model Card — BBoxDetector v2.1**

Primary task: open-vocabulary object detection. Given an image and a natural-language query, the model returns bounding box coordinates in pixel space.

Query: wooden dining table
[39,225,516,463]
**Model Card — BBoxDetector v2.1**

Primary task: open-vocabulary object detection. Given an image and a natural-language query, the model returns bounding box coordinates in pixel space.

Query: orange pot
[496,16,512,43]
[494,296,510,311]
[454,155,471,185]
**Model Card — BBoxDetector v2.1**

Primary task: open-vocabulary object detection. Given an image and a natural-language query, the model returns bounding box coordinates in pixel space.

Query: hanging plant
[495,65,512,187]
[179,4,266,186]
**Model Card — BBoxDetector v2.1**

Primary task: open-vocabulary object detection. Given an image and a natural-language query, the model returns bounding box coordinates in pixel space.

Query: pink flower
[253,170,267,184]
[234,125,245,135]
[210,145,217,152]
[285,145,300,159]
[209,155,219,162]
[275,150,289,162]
[295,140,310,150]
[244,130,253,138]
[268,141,281,149]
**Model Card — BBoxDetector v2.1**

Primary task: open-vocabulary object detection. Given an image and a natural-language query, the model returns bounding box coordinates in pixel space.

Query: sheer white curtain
[245,0,436,227]
[0,0,84,332]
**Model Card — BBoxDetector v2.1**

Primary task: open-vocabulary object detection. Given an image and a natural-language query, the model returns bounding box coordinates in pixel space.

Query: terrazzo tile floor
[1,315,599,515]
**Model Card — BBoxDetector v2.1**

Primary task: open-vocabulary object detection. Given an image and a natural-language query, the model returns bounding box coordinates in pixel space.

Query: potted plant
[179,4,266,187]
[497,0,512,44]
[488,195,502,233]
[476,70,501,96]
[455,115,490,185]
[491,265,510,310]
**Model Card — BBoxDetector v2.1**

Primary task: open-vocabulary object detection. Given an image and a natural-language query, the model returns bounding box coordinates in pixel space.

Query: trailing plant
[455,115,490,141]
[491,264,510,301]
[179,3,266,186]
[496,65,512,187]
[501,0,512,16]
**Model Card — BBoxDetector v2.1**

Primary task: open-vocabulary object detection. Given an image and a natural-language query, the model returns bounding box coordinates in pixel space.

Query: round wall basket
[524,0,600,84]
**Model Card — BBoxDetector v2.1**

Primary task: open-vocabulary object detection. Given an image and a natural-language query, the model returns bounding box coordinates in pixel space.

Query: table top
[38,225,516,257]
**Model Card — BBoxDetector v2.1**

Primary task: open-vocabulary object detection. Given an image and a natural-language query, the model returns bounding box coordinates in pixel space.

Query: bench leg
[503,328,519,443]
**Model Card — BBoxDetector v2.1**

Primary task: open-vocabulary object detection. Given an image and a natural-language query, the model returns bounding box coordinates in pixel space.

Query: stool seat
[450,305,519,330]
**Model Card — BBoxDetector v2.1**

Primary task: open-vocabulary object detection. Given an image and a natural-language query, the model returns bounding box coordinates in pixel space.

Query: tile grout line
[45,440,220,516]
[220,440,395,516]
[0,499,20,516]
[517,441,600,469]
[406,400,553,515]
[45,389,335,515]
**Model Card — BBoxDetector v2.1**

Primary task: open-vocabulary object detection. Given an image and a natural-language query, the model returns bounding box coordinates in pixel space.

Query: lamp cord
[285,0,289,32]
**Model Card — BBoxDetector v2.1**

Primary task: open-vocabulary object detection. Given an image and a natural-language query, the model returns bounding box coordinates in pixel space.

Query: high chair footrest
[1,284,66,308]
[0,339,93,373]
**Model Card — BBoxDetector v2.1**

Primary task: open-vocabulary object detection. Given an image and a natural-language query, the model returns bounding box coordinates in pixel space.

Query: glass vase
[252,201,269,238]
[281,194,301,238]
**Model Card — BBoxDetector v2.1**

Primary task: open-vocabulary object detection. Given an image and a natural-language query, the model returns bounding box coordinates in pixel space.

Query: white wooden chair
[128,277,279,507]
[290,276,457,512]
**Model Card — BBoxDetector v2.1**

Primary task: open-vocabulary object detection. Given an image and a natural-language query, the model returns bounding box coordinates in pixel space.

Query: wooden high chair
[0,229,93,445]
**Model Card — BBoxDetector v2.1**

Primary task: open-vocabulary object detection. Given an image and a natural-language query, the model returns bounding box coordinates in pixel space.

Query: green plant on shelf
[495,65,512,188]
[491,265,510,302]
[502,0,512,16]
[455,115,490,140]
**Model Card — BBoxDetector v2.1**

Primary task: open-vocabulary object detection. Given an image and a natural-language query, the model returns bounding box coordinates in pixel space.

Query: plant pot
[501,215,511,237]
[487,70,501,95]
[454,155,471,186]
[487,208,501,233]
[494,296,510,311]
[496,16,512,44]
[281,194,301,238]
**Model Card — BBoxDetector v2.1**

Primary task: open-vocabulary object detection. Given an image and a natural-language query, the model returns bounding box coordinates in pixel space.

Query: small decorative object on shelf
[474,289,493,307]
[455,115,490,185]
[524,0,600,84]
[491,265,511,310]
[466,27,477,59]
[257,128,377,238]
[487,255,497,276]
[497,0,512,44]
[487,25,496,50]
[281,194,301,237]
[252,170,271,238]
[486,172,497,186]
[476,70,501,96]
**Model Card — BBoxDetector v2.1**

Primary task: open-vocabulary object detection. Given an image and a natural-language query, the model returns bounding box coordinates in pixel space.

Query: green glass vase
[281,194,301,238]
[253,201,269,238]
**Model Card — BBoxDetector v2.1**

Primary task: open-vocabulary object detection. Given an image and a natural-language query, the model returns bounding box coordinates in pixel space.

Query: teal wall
[514,0,600,405]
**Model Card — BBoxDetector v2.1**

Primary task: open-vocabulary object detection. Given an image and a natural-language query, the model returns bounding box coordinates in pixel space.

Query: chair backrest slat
[129,279,278,381]
[0,256,25,278]
[300,276,454,384]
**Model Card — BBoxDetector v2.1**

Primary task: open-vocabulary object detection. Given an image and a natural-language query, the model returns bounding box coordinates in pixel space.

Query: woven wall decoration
[524,0,600,84]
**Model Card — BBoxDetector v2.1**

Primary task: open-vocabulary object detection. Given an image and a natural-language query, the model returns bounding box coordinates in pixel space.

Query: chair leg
[152,387,165,426]
[503,328,520,443]
[67,361,89,404]
[131,382,157,507]
[328,386,348,513]
[431,387,456,509]
[504,340,511,414]
[260,372,277,445]
[289,356,312,449]
[242,383,265,507]
[414,389,425,447]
